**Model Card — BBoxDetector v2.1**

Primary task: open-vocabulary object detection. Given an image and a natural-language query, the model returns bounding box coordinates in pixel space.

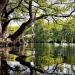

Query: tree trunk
[0,0,8,13]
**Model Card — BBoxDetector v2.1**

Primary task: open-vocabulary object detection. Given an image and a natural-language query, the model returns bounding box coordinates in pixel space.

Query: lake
[0,43,75,75]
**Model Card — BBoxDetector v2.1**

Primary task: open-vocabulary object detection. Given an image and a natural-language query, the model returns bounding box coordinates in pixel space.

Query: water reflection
[0,43,75,74]
[9,45,25,55]
[34,43,75,74]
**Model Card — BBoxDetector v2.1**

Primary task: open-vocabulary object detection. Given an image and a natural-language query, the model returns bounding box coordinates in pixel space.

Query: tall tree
[0,0,75,41]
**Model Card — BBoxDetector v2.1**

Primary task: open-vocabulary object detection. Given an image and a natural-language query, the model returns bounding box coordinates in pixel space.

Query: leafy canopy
[0,0,75,40]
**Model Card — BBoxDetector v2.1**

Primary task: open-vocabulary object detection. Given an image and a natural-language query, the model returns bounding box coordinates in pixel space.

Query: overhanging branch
[8,19,32,41]
[36,9,75,20]
[9,17,25,22]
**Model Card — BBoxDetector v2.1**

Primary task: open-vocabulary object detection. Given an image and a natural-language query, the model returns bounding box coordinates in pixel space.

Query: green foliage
[1,0,75,40]
[8,25,20,34]
[22,17,75,43]
[48,18,75,43]
[34,20,50,43]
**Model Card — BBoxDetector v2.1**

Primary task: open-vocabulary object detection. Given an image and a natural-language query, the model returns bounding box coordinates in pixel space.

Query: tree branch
[36,9,75,20]
[29,0,33,19]
[7,0,23,16]
[8,17,25,22]
[8,19,32,41]
[1,0,23,34]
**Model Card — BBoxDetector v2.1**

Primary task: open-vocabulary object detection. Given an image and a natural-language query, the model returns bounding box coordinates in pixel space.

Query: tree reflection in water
[1,43,75,75]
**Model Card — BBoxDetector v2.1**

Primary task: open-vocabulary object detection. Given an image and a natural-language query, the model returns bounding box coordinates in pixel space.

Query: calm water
[1,43,75,74]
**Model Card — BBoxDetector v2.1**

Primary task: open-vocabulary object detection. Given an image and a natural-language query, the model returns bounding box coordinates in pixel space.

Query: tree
[34,20,50,43]
[0,0,75,41]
